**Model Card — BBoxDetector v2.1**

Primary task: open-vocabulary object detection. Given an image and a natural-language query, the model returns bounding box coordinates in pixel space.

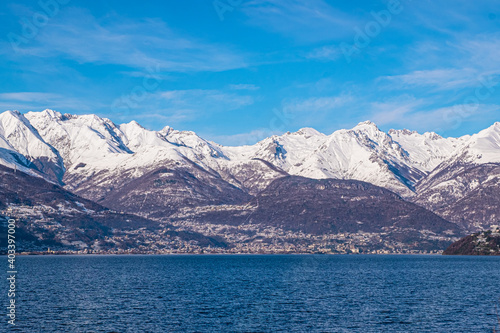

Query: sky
[1,0,499,145]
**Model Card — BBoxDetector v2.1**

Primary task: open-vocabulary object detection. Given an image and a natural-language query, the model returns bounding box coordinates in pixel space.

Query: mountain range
[1,109,499,253]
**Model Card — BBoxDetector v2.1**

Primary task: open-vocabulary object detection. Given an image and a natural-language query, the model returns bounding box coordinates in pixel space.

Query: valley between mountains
[1,109,499,254]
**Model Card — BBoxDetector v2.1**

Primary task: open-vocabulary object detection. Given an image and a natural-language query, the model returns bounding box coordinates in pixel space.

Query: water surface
[2,255,500,332]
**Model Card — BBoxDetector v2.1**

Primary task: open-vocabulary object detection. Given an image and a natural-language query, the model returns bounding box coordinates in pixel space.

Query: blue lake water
[2,255,500,332]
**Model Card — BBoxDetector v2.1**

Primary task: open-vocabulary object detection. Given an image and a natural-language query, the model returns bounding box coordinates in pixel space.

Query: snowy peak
[119,120,170,150]
[245,126,327,171]
[2,109,500,200]
[0,110,48,155]
[423,132,443,140]
[351,120,385,137]
[389,128,443,141]
[39,108,63,120]
[25,110,132,166]
[346,121,397,150]
[291,123,421,195]
[293,127,325,138]
[0,110,64,182]
[476,121,500,139]
[388,128,415,136]
[456,121,500,164]
[389,128,468,172]
[159,125,173,137]
[354,120,379,129]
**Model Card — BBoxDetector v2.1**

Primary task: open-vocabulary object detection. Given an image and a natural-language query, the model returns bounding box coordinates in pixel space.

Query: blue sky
[1,0,499,145]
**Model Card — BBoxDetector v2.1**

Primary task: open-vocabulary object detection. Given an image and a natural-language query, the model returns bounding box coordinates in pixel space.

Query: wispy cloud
[114,88,255,128]
[453,33,500,72]
[368,97,500,133]
[5,8,248,72]
[283,95,351,114]
[305,45,342,61]
[384,32,500,86]
[160,89,254,110]
[0,92,95,112]
[228,84,260,91]
[0,92,61,102]
[378,68,479,90]
[403,0,498,37]
[261,95,354,132]
[368,97,424,126]
[242,0,360,42]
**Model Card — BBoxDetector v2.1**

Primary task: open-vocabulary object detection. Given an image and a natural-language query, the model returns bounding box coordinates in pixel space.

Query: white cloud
[283,95,351,113]
[306,45,342,61]
[242,0,360,42]
[6,8,248,72]
[380,33,500,92]
[368,98,424,126]
[228,84,260,91]
[378,68,480,90]
[0,92,61,102]
[160,89,254,110]
[453,34,500,73]
[368,97,500,133]
[0,92,95,112]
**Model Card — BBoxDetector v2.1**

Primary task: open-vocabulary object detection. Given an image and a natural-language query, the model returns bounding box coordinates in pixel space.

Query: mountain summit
[2,109,500,232]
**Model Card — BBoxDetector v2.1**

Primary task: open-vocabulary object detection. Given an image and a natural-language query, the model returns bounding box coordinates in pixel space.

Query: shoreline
[3,251,499,257]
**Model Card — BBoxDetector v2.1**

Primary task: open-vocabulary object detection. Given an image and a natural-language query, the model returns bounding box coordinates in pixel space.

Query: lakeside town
[1,204,457,255]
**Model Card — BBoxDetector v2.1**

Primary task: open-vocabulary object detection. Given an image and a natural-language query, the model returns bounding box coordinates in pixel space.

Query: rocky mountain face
[176,176,461,251]
[1,109,499,246]
[414,163,500,230]
[250,176,459,235]
[443,229,500,255]
[8,109,473,198]
[414,123,500,231]
[0,164,227,253]
[10,111,284,212]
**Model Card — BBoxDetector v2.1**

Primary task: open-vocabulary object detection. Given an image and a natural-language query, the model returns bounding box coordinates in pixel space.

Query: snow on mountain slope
[412,122,500,230]
[455,122,500,164]
[230,127,326,169]
[5,108,500,233]
[7,109,500,203]
[0,110,64,182]
[119,119,227,165]
[0,125,27,170]
[413,162,500,231]
[117,120,225,159]
[299,122,429,196]
[229,121,424,196]
[20,111,281,208]
[417,122,500,192]
[0,146,33,174]
[119,121,169,150]
[388,129,469,172]
[25,109,132,167]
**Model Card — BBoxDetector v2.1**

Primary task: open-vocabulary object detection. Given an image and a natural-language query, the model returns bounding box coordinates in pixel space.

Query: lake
[2,255,500,332]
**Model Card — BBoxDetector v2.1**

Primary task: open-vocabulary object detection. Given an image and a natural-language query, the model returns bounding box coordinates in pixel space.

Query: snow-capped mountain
[0,110,64,182]
[25,109,132,166]
[20,110,280,212]
[388,128,469,172]
[2,109,497,195]
[247,121,425,196]
[2,109,499,231]
[417,122,500,189]
[413,122,500,230]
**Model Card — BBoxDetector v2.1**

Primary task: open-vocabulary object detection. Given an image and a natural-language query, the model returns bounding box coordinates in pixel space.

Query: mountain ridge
[2,109,500,233]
